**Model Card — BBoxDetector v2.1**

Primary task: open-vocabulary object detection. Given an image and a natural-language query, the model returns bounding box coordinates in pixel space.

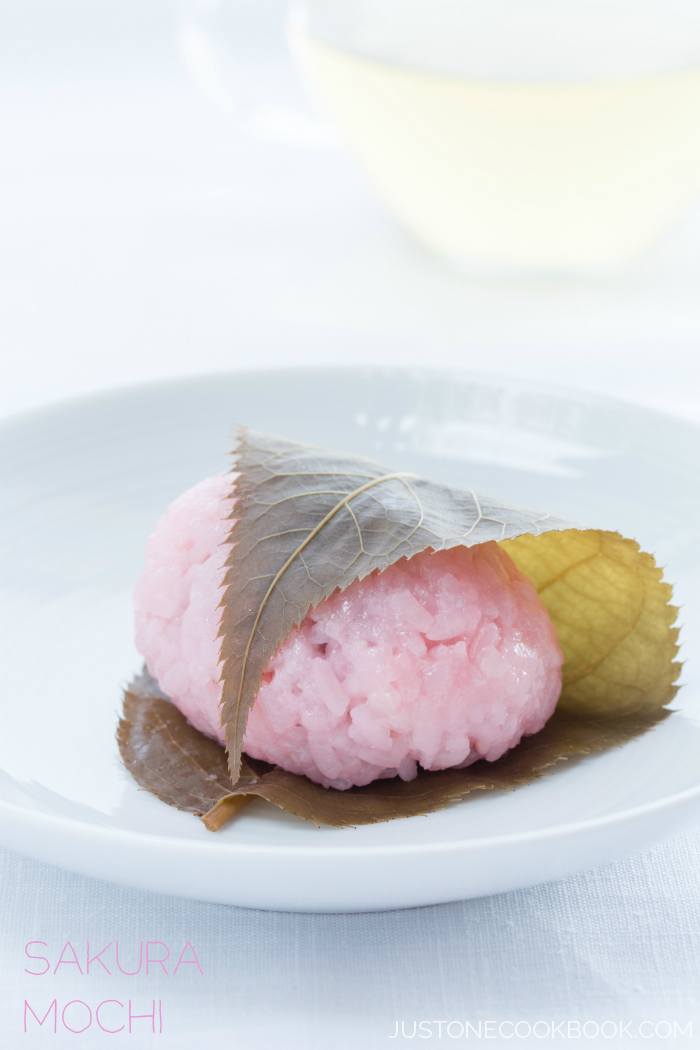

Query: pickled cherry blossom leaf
[117,672,255,819]
[220,430,565,780]
[220,429,680,782]
[118,680,669,830]
[502,530,681,717]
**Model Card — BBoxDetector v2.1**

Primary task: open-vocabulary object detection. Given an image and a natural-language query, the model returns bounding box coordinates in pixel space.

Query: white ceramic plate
[1,368,699,912]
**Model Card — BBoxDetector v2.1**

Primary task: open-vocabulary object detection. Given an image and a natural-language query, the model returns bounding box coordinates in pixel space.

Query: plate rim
[2,362,700,441]
[0,756,698,859]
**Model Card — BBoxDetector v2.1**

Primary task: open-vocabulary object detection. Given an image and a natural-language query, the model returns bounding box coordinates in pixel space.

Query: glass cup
[290,0,700,274]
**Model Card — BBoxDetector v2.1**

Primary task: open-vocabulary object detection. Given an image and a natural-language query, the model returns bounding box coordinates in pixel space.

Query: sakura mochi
[134,474,563,790]
[121,428,678,831]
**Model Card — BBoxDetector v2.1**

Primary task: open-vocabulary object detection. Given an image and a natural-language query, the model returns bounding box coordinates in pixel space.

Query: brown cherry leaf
[117,672,256,820]
[219,430,567,781]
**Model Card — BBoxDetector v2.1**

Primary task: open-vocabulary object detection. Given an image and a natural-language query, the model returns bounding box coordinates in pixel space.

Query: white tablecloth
[2,833,700,1049]
[2,2,700,1045]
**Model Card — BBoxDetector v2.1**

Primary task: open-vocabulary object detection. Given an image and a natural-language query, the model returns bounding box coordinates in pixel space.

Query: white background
[2,1,700,1046]
[2,0,700,422]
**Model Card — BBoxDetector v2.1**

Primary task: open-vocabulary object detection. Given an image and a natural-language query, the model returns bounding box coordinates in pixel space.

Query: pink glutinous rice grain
[134,475,563,790]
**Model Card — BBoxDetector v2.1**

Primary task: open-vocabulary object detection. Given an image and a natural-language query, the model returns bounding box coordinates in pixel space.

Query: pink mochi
[134,475,563,790]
